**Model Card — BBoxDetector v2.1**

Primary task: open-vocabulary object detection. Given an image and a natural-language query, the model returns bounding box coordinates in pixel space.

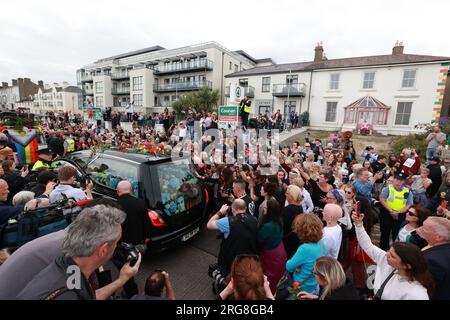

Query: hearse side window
[85,157,139,197]
[155,160,202,216]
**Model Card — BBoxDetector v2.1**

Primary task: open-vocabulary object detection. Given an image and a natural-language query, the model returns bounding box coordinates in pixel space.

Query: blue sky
[1,0,449,85]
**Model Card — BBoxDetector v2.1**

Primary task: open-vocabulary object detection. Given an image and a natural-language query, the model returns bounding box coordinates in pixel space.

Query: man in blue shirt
[352,168,383,202]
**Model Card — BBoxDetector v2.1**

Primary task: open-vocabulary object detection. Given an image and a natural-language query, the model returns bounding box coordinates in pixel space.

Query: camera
[114,242,146,267]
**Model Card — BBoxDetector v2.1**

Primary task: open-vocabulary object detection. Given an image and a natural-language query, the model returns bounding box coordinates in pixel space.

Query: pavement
[133,224,220,300]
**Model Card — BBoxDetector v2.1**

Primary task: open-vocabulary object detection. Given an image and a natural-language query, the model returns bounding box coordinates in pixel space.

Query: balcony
[225,85,255,98]
[111,72,130,80]
[111,87,130,95]
[81,74,93,83]
[153,80,212,93]
[272,83,306,97]
[153,59,213,75]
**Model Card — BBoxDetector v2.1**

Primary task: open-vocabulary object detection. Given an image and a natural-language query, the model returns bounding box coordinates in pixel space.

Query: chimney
[1,82,7,88]
[38,80,44,87]
[12,79,18,86]
[392,40,404,55]
[24,78,31,82]
[18,78,24,84]
[314,41,324,62]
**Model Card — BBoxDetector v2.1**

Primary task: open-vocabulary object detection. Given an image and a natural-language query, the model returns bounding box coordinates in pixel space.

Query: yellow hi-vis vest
[32,160,50,171]
[240,100,251,113]
[65,139,75,152]
[386,185,409,212]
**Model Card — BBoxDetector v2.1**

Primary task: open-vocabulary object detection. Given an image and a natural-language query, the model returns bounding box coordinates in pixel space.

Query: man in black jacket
[416,216,450,300]
[0,179,23,224]
[427,156,443,199]
[230,179,255,216]
[282,185,303,259]
[116,180,151,246]
[115,180,151,299]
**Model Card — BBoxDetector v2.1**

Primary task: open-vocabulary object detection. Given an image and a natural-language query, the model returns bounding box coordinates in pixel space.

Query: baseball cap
[429,156,441,163]
[37,148,52,156]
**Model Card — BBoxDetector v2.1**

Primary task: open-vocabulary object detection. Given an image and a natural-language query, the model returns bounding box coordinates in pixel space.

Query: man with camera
[378,172,413,251]
[206,199,258,294]
[15,204,142,300]
[132,270,176,300]
[49,165,93,204]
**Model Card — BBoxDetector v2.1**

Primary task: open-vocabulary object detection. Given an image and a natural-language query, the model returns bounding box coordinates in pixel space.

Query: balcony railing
[81,74,93,82]
[111,87,130,95]
[272,83,306,97]
[158,101,172,108]
[153,80,212,93]
[111,72,130,80]
[225,85,255,98]
[153,59,213,75]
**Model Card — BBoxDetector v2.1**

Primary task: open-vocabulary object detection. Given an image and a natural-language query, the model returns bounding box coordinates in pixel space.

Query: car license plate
[181,227,199,242]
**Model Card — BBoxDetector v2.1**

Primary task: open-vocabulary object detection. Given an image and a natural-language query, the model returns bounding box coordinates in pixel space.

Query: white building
[77,42,270,114]
[33,82,82,114]
[225,42,450,135]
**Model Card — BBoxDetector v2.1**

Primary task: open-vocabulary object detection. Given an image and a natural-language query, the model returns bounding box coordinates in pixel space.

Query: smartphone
[355,201,361,217]
[23,164,28,171]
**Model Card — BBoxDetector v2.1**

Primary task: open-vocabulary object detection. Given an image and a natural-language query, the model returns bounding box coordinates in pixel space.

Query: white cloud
[1,0,449,84]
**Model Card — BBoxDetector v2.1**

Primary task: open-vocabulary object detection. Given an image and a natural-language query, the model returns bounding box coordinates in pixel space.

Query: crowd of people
[0,107,449,301]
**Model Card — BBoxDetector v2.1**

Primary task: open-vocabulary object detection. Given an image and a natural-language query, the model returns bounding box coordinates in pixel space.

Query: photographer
[15,204,142,300]
[207,199,258,294]
[49,165,93,204]
[132,270,176,300]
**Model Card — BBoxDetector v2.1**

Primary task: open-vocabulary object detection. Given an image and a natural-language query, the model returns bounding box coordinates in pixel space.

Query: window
[229,62,232,70]
[402,70,416,88]
[330,74,340,90]
[363,72,375,89]
[234,64,239,72]
[95,81,103,94]
[284,101,296,116]
[172,95,177,101]
[286,75,298,85]
[86,156,139,197]
[154,160,202,216]
[262,77,271,92]
[395,102,412,125]
[133,94,143,106]
[325,102,338,122]
[95,96,103,108]
[132,76,143,91]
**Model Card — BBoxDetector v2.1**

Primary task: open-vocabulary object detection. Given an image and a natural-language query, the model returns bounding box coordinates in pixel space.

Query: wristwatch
[216,211,224,218]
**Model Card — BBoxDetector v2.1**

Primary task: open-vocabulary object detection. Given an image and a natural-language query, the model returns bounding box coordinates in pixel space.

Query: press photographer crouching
[15,204,142,300]
[207,199,258,294]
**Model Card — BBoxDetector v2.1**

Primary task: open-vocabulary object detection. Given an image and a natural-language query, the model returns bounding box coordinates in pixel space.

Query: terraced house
[225,42,450,135]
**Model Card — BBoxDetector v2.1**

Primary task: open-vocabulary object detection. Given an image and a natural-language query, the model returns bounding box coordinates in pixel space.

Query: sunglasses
[345,191,353,194]
[407,210,417,217]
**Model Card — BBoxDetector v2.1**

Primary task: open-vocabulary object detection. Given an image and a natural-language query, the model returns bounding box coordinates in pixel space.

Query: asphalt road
[133,223,220,300]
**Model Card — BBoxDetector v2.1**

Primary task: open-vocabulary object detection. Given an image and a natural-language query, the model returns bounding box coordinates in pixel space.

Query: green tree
[171,86,220,115]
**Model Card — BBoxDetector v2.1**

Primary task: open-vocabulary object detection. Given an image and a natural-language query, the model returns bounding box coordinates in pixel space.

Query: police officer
[378,172,414,250]
[63,132,75,156]
[31,149,53,171]
[239,95,251,130]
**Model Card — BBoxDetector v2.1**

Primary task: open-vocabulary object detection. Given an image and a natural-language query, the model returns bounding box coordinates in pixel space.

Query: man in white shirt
[322,204,343,259]
[50,165,93,204]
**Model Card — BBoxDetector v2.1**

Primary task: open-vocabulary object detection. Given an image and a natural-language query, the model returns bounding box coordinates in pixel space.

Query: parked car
[51,149,209,251]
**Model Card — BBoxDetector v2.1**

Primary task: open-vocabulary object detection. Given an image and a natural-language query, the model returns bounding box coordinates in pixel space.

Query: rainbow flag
[14,138,39,165]
[8,129,39,165]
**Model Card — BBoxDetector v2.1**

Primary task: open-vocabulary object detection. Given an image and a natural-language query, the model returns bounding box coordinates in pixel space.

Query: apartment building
[0,78,43,111]
[225,42,450,135]
[77,42,270,114]
[32,82,82,114]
